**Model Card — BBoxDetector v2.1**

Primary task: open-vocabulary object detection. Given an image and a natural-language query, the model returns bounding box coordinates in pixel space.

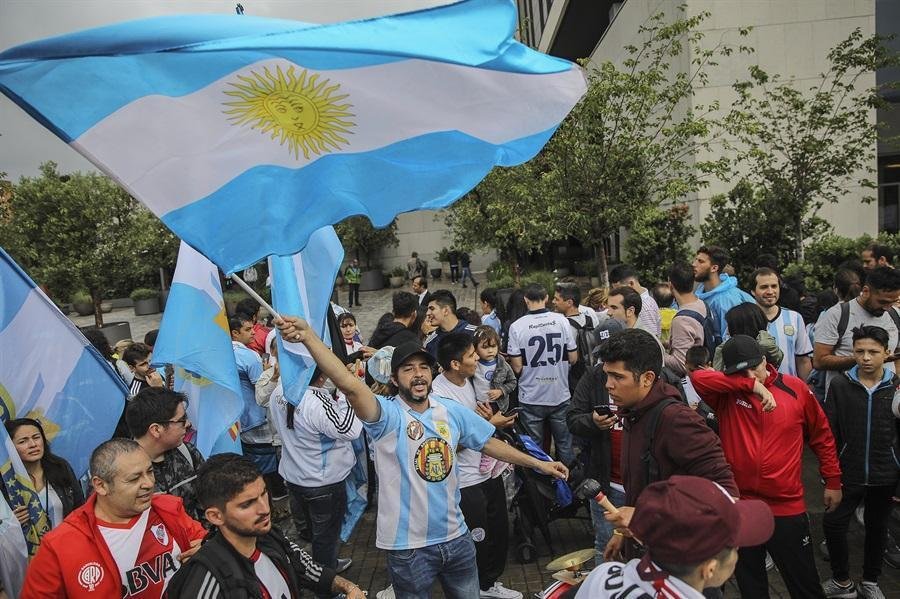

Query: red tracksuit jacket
[690,364,842,516]
[21,493,206,598]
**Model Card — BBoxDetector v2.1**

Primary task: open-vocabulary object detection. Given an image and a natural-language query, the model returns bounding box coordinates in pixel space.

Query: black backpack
[675,300,721,357]
[568,314,600,369]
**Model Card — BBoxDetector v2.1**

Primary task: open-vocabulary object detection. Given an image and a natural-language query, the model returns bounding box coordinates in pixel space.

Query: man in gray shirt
[813,266,900,389]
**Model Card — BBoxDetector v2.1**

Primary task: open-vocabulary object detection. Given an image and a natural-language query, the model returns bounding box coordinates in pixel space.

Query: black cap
[390,341,436,372]
[720,335,765,374]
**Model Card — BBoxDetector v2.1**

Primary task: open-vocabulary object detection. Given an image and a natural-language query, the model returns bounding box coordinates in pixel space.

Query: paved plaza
[69,281,900,598]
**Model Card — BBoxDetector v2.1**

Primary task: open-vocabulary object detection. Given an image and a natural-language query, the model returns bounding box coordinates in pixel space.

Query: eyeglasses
[158,416,189,427]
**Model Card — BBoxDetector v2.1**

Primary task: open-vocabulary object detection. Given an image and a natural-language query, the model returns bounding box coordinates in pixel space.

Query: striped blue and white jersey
[271,385,362,487]
[364,393,494,550]
[766,307,813,377]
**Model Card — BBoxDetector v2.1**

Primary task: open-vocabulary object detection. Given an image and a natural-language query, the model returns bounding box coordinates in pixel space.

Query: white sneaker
[376,585,395,599]
[480,582,523,599]
[859,581,885,599]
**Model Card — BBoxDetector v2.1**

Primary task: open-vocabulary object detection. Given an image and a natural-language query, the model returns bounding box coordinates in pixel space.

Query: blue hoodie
[695,273,755,334]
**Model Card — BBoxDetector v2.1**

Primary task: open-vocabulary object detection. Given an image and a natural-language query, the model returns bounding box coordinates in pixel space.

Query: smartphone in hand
[594,405,613,418]
[502,406,522,417]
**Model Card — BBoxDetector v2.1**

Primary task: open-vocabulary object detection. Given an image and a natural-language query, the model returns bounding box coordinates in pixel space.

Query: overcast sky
[0,0,453,179]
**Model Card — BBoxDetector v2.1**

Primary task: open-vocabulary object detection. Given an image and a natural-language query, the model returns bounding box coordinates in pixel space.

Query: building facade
[520,0,899,245]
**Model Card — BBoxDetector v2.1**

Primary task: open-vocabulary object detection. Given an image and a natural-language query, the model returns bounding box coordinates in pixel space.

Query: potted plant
[435,247,451,279]
[71,291,94,317]
[389,266,406,288]
[130,288,161,316]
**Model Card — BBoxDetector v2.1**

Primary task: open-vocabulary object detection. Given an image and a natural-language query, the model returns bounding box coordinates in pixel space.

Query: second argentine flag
[0,0,586,273]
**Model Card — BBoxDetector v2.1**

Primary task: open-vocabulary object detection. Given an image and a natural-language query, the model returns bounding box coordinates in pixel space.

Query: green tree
[702,181,829,283]
[725,29,900,261]
[444,160,563,279]
[625,204,695,283]
[0,162,177,327]
[334,216,399,269]
[543,7,752,285]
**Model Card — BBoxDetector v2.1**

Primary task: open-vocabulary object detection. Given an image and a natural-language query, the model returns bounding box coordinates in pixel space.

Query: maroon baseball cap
[630,475,774,564]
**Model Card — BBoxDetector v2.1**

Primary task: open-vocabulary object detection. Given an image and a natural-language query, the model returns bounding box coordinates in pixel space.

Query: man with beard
[814,266,900,391]
[167,453,364,599]
[751,267,814,380]
[275,315,568,599]
[692,245,754,335]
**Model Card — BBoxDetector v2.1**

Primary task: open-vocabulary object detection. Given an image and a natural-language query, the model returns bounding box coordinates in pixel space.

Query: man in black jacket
[566,319,626,563]
[822,325,899,599]
[167,454,364,599]
[369,291,420,350]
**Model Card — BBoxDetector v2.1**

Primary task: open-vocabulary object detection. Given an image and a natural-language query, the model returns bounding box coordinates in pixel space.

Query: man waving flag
[0,0,585,273]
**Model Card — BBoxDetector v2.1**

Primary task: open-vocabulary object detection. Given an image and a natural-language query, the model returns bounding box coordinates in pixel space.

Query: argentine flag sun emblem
[223,65,355,160]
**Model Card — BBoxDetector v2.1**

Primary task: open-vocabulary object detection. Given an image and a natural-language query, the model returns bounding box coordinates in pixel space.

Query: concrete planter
[389,276,404,288]
[100,301,113,313]
[133,297,160,316]
[359,270,384,292]
[73,301,94,316]
[430,268,443,280]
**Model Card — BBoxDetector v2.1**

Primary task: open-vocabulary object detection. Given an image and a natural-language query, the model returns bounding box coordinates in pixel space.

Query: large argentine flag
[269,226,344,405]
[0,0,586,273]
[0,248,127,479]
[153,243,244,457]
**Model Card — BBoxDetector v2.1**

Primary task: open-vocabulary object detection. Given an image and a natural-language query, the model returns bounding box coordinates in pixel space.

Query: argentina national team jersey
[363,394,494,550]
[766,307,812,377]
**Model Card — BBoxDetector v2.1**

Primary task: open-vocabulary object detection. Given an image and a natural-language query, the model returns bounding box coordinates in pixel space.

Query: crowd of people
[1,242,899,599]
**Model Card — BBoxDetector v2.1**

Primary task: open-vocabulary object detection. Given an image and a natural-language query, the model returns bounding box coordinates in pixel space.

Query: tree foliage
[625,204,696,283]
[540,7,752,285]
[702,181,829,283]
[784,232,900,292]
[725,28,900,260]
[444,160,563,275]
[0,162,178,326]
[334,216,399,269]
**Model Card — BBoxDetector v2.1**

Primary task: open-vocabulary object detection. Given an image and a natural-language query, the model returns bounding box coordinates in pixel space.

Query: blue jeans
[588,486,626,564]
[518,403,575,465]
[386,534,480,599]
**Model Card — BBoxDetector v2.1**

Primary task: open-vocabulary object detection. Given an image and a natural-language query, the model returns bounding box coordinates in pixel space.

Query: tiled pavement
[68,280,900,598]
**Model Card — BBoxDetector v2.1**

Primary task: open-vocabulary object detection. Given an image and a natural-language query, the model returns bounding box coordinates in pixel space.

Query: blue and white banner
[153,243,244,456]
[0,247,127,479]
[340,435,368,543]
[0,0,586,273]
[269,226,343,405]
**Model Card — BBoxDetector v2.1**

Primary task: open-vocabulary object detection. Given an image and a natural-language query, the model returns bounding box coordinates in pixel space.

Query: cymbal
[545,548,595,572]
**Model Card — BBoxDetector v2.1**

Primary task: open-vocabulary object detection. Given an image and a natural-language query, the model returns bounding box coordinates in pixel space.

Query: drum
[539,579,574,599]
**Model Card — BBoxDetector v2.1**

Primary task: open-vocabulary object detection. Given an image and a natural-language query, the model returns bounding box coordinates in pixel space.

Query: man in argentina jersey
[750,268,813,380]
[507,283,578,465]
[269,367,363,586]
[276,317,568,599]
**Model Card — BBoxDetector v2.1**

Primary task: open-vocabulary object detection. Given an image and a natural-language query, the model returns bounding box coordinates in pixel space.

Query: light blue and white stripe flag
[0,247,127,479]
[152,243,244,456]
[269,226,344,405]
[0,0,586,274]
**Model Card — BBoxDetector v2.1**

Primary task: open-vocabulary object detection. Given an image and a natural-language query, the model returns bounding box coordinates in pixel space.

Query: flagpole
[228,274,282,320]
